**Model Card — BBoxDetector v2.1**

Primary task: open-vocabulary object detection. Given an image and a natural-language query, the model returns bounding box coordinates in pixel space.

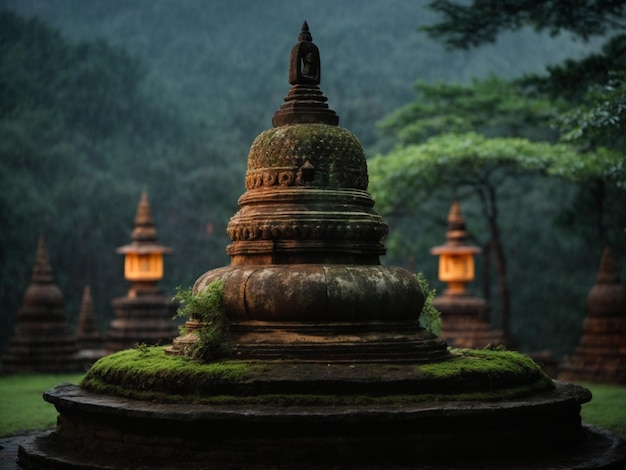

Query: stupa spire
[77,285,98,335]
[597,244,620,284]
[272,21,338,127]
[32,235,55,284]
[131,190,158,245]
[446,200,470,245]
[76,284,104,358]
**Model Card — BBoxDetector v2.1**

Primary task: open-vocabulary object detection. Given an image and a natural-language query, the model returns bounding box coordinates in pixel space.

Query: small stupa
[559,245,626,383]
[104,191,178,353]
[2,237,82,373]
[76,285,105,361]
[19,23,626,470]
[430,201,504,349]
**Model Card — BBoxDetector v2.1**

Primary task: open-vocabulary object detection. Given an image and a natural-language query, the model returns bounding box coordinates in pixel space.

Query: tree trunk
[477,184,512,344]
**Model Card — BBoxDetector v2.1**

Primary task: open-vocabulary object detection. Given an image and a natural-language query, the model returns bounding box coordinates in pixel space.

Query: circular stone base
[15,378,626,470]
[18,426,626,470]
[17,384,626,469]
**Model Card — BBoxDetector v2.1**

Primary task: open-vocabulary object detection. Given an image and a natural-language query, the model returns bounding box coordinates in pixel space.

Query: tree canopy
[368,1,626,350]
[0,10,238,350]
[422,0,626,48]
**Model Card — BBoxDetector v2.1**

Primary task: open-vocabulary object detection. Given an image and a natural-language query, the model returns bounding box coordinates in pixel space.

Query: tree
[378,77,563,144]
[0,10,239,352]
[369,2,626,345]
[369,132,621,343]
[558,70,626,149]
[422,0,626,49]
[422,1,626,151]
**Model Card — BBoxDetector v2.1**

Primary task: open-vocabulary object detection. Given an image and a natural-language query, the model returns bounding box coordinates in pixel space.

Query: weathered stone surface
[17,382,626,469]
[434,294,504,349]
[105,294,178,353]
[245,125,366,190]
[196,264,423,321]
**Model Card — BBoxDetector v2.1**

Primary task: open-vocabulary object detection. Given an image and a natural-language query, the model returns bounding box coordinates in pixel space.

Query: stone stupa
[19,23,626,470]
[76,285,105,361]
[2,237,82,373]
[559,245,626,383]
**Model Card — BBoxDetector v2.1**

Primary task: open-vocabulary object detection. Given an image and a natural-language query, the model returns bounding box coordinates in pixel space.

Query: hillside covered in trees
[0,0,620,358]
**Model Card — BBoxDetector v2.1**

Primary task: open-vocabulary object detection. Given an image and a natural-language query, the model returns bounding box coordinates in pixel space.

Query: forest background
[1,0,624,360]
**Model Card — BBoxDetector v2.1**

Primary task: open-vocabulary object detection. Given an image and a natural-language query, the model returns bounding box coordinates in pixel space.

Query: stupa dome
[246,124,368,191]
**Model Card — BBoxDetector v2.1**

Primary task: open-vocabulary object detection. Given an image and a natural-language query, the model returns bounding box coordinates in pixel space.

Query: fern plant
[417,272,442,336]
[173,279,229,361]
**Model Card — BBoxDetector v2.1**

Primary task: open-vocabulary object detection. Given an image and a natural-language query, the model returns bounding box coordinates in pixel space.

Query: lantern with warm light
[430,201,480,295]
[116,191,172,292]
[120,248,165,282]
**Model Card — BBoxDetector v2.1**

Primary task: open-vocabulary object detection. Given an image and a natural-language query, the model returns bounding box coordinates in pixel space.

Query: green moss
[419,348,554,392]
[81,347,255,398]
[81,347,554,405]
[421,349,546,378]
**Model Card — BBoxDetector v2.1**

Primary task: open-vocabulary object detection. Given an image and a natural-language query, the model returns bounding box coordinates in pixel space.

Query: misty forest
[1,0,625,360]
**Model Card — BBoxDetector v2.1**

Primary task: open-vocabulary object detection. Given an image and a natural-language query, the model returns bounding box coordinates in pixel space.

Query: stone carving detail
[227,218,388,242]
[245,168,297,189]
[245,166,368,190]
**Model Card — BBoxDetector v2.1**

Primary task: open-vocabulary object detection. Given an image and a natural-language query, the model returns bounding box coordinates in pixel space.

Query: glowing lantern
[116,191,172,291]
[430,201,480,295]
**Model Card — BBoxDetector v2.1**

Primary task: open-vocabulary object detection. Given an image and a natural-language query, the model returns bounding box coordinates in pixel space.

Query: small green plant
[417,272,442,336]
[135,342,150,356]
[173,279,229,362]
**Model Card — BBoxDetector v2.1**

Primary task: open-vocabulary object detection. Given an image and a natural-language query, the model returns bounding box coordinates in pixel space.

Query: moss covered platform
[18,347,626,469]
[80,347,554,404]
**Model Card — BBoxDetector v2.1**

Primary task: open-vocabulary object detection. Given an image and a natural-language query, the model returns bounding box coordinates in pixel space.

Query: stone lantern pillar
[105,191,178,353]
[431,201,503,349]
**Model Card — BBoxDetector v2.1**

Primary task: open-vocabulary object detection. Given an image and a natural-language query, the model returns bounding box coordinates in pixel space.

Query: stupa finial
[446,200,469,246]
[299,21,312,42]
[32,235,55,284]
[597,244,620,284]
[77,284,98,334]
[289,21,319,85]
[272,22,338,126]
[131,190,157,245]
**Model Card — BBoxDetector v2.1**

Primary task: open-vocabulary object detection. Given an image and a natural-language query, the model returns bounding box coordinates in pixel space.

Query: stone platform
[16,382,626,469]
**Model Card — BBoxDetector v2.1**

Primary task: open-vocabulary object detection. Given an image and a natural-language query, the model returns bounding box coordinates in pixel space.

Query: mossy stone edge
[80,347,554,405]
